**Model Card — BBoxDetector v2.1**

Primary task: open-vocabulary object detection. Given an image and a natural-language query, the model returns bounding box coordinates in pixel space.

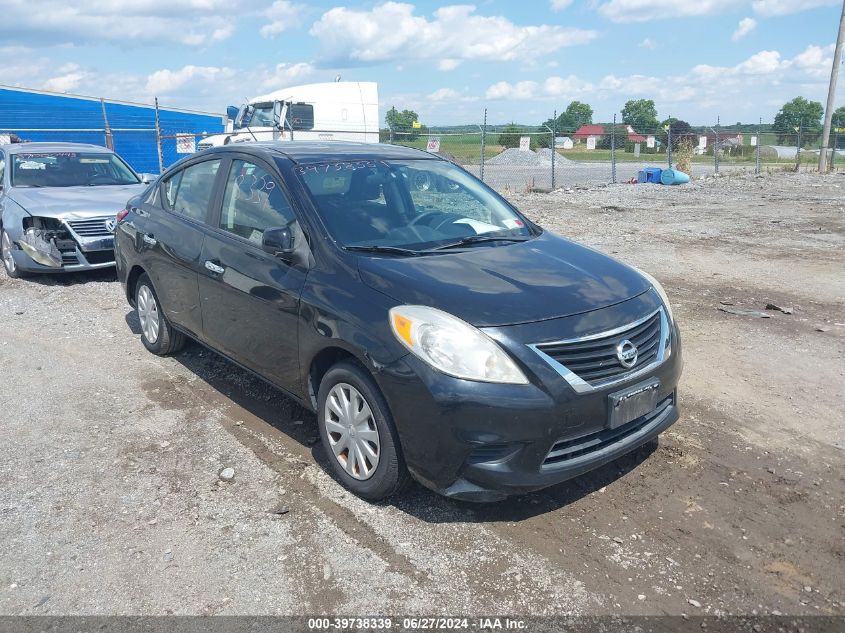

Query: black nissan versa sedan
[114,142,682,502]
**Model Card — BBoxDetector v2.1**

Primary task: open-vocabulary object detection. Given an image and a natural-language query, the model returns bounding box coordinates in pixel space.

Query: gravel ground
[0,171,842,618]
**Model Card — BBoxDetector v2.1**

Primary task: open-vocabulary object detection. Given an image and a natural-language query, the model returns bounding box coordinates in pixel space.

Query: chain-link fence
[3,98,843,188]
[386,111,845,192]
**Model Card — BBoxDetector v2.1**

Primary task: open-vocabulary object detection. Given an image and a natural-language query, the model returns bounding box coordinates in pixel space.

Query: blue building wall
[0,86,224,173]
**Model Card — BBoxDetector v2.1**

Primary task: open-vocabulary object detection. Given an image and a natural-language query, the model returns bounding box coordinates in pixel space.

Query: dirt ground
[0,171,842,618]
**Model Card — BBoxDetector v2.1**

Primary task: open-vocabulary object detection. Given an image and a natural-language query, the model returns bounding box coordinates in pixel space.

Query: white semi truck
[197,81,379,149]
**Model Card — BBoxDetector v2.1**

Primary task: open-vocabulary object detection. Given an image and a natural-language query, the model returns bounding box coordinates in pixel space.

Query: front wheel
[2,230,27,279]
[317,361,410,500]
[135,273,185,355]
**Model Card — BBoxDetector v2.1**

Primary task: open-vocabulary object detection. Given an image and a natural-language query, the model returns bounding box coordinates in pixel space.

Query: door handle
[142,234,157,246]
[204,260,225,274]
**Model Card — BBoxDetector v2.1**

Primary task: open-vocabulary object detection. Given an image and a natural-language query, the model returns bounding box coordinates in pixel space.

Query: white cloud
[751,0,838,16]
[639,38,657,50]
[485,81,538,100]
[732,17,757,41]
[260,1,306,38]
[145,65,236,95]
[427,88,461,101]
[550,0,574,9]
[42,64,89,93]
[310,2,597,65]
[257,62,315,90]
[597,0,738,22]
[0,0,237,47]
[543,75,594,96]
[438,59,461,71]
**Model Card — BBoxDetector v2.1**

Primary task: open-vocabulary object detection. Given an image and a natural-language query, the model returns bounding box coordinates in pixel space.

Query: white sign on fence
[750,136,757,146]
[698,136,707,149]
[426,138,441,153]
[634,143,641,157]
[646,135,655,149]
[519,137,531,151]
[586,136,597,150]
[176,134,196,154]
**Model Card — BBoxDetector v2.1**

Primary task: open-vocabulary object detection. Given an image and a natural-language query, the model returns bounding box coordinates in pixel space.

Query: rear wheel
[317,361,410,500]
[1,230,26,279]
[135,274,185,355]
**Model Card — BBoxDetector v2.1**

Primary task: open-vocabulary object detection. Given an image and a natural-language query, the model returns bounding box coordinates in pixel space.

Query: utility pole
[820,0,845,172]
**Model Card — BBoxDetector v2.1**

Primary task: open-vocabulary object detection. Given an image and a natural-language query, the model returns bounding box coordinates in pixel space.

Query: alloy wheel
[323,382,381,480]
[1,231,15,274]
[136,285,161,344]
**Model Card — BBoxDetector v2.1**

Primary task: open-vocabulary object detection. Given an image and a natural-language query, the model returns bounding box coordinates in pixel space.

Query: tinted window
[289,103,314,131]
[166,160,220,221]
[219,160,296,244]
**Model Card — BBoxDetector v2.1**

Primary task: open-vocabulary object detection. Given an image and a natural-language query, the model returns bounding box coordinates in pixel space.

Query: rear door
[197,155,308,390]
[136,157,223,338]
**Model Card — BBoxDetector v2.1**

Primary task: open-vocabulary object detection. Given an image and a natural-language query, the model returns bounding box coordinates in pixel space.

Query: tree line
[384,98,845,149]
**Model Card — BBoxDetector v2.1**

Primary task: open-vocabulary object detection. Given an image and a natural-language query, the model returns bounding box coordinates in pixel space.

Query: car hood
[8,184,146,219]
[357,231,651,327]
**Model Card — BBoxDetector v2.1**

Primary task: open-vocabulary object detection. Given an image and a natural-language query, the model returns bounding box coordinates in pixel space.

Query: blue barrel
[660,168,690,185]
[639,167,662,183]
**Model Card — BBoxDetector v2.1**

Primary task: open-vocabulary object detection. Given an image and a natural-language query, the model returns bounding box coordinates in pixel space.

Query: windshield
[234,103,275,130]
[10,151,139,188]
[294,159,533,251]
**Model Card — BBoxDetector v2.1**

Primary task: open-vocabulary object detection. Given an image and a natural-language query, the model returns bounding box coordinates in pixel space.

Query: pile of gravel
[487,148,552,167]
[537,148,573,163]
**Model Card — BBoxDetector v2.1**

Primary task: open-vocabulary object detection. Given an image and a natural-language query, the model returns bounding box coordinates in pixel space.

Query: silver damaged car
[0,142,150,277]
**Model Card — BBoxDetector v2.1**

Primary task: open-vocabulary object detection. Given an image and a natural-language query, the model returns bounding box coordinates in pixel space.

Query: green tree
[772,97,824,146]
[385,106,422,139]
[596,123,628,150]
[498,124,535,149]
[542,101,594,133]
[832,105,845,128]
[660,117,695,150]
[621,99,659,135]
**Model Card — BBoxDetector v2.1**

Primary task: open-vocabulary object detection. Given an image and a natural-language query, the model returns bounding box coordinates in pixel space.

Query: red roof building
[574,124,648,143]
[573,124,604,140]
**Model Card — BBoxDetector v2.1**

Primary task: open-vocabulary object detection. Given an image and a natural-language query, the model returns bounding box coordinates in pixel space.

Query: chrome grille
[529,308,668,392]
[67,218,113,237]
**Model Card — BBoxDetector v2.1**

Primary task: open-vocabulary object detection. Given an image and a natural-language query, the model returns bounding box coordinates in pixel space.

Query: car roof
[0,142,114,154]
[206,141,437,164]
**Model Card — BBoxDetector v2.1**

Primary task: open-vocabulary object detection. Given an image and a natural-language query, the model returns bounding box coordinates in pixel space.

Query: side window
[289,103,314,131]
[162,170,183,209]
[219,160,296,244]
[167,159,221,222]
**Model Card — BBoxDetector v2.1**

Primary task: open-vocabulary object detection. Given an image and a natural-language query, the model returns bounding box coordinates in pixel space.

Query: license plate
[608,380,660,429]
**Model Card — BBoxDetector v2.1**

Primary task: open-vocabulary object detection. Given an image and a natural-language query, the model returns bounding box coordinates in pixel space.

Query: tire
[317,360,410,500]
[135,273,185,355]
[1,229,27,279]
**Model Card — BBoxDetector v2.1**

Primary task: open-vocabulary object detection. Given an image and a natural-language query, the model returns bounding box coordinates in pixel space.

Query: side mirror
[226,105,239,121]
[139,173,157,184]
[262,226,294,260]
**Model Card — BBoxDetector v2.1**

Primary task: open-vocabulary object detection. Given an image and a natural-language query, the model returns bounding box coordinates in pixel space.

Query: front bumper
[375,292,683,501]
[12,248,115,273]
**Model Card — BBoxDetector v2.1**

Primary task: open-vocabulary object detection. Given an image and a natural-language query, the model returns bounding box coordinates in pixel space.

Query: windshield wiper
[432,234,530,251]
[344,245,429,257]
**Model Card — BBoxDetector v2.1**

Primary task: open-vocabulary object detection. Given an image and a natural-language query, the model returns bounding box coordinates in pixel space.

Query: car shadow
[161,332,657,523]
[17,268,117,286]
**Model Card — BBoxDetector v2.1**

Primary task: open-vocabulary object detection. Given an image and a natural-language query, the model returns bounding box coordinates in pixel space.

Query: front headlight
[389,305,528,384]
[634,267,674,323]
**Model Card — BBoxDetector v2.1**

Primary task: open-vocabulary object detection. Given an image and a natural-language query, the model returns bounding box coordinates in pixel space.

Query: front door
[197,156,307,391]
